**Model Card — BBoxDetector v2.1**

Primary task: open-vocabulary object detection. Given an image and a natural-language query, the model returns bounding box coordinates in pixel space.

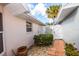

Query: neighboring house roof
[55,4,79,24]
[3,3,45,26]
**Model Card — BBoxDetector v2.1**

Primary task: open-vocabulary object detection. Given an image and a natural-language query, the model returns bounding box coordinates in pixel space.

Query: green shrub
[65,43,79,56]
[33,34,53,46]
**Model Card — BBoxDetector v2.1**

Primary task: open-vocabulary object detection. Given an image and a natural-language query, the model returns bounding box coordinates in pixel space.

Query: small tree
[46,5,61,33]
[46,5,60,19]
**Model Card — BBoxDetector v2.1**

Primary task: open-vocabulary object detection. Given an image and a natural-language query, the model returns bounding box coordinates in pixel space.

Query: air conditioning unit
[5,3,30,19]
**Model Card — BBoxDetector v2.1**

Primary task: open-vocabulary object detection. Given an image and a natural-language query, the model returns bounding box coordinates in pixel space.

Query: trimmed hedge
[65,43,79,56]
[33,34,53,46]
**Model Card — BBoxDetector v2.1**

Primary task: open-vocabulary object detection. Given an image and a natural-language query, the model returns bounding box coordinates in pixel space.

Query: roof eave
[27,14,46,26]
[55,4,79,24]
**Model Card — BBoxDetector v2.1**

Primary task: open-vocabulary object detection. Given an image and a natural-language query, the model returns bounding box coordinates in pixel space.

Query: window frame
[26,21,32,32]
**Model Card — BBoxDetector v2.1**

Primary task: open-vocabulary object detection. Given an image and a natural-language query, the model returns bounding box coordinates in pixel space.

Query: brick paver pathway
[48,39,65,56]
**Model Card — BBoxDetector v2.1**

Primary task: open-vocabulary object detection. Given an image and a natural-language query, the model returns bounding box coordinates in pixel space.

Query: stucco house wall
[0,5,45,56]
[61,7,79,50]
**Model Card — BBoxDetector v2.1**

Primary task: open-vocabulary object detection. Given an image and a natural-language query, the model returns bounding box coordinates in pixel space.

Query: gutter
[27,14,46,26]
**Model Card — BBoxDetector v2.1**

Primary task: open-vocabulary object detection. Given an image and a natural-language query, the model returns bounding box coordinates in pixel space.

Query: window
[0,13,3,53]
[0,13,3,31]
[0,33,3,53]
[26,22,32,32]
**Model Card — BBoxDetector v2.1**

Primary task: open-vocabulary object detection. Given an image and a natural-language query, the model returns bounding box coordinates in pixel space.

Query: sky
[27,3,62,24]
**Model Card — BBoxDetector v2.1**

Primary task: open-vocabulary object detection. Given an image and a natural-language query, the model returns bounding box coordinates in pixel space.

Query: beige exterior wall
[0,5,44,56]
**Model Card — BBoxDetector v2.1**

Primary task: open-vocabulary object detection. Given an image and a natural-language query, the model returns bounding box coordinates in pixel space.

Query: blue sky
[28,3,62,24]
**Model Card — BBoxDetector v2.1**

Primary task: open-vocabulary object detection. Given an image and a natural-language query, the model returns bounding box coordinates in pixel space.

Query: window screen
[26,22,32,32]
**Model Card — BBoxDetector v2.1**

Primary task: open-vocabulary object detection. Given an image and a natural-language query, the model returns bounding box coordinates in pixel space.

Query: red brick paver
[48,39,65,56]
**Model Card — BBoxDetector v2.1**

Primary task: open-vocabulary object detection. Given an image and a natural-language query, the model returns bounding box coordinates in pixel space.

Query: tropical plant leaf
[46,5,60,19]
